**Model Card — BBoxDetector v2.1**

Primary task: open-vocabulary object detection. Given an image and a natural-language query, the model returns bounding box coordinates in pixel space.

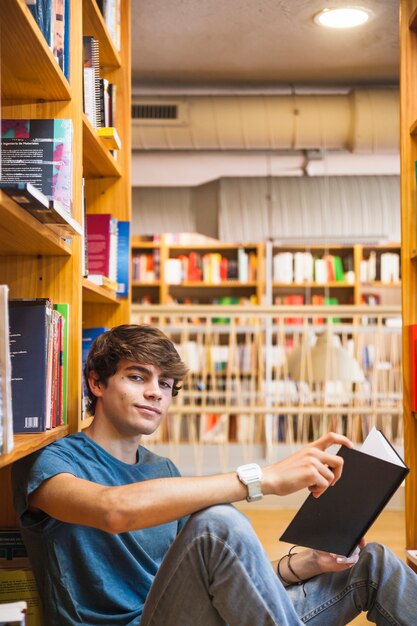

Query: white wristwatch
[236,463,263,502]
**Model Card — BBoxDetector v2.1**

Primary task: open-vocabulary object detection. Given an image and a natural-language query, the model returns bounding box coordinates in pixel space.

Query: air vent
[131,99,189,127]
[132,104,178,120]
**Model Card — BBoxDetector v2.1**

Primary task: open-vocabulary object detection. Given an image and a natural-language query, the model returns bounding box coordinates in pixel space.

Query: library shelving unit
[269,243,356,307]
[131,238,265,306]
[0,0,131,526]
[132,239,401,309]
[400,0,417,570]
[357,243,401,306]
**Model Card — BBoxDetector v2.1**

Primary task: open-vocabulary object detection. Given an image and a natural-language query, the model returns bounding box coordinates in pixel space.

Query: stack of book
[8,299,69,434]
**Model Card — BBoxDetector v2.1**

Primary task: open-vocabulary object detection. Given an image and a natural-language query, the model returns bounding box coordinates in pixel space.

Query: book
[8,299,53,433]
[51,0,65,71]
[0,601,27,625]
[0,119,73,212]
[0,286,13,455]
[279,428,409,556]
[0,569,42,626]
[53,304,69,425]
[86,213,118,282]
[83,36,101,128]
[0,183,81,237]
[409,323,417,413]
[97,126,121,150]
[27,0,52,53]
[82,327,108,414]
[0,529,29,569]
[116,221,130,298]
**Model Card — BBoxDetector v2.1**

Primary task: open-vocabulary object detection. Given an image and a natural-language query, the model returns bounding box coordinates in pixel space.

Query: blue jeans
[141,505,417,626]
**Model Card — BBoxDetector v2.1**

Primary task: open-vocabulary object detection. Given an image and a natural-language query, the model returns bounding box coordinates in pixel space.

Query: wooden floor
[239,508,406,626]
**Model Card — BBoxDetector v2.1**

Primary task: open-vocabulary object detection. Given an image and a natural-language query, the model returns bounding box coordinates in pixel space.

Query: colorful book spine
[54,303,69,425]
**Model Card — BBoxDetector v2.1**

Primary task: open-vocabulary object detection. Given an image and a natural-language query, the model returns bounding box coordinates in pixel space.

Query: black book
[279,429,409,556]
[9,299,53,433]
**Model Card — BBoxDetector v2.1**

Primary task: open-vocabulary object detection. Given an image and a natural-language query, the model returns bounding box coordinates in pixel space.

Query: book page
[360,427,405,467]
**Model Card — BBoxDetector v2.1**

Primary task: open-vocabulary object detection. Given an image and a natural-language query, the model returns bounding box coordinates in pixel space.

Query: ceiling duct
[132,89,399,153]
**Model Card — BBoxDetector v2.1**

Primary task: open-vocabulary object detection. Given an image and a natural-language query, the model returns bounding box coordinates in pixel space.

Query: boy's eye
[160,380,172,389]
[128,374,143,382]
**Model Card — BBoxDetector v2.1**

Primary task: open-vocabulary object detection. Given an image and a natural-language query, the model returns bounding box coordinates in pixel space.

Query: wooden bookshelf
[0,0,131,527]
[400,0,417,570]
[131,239,400,309]
[131,238,265,305]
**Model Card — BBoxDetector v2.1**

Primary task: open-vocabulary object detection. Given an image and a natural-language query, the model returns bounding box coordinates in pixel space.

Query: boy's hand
[262,432,354,497]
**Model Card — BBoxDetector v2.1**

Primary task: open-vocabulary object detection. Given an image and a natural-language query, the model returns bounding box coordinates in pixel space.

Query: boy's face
[90,360,175,437]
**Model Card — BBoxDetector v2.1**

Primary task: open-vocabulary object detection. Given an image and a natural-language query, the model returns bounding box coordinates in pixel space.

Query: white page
[360,427,405,467]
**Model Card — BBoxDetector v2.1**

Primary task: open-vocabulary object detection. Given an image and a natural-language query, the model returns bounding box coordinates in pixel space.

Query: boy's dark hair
[83,324,189,415]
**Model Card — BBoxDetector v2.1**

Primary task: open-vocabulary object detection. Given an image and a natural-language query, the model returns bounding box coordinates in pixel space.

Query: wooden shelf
[131,239,161,249]
[83,0,121,69]
[167,243,260,251]
[0,191,73,256]
[82,278,120,303]
[361,281,401,288]
[83,114,122,179]
[272,281,354,288]
[132,281,161,287]
[80,415,94,430]
[0,425,70,469]
[169,281,259,288]
[0,0,71,102]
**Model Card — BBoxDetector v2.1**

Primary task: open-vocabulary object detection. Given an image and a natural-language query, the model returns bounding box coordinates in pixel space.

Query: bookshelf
[400,0,417,569]
[131,238,401,309]
[269,243,356,308]
[131,238,265,305]
[0,0,131,527]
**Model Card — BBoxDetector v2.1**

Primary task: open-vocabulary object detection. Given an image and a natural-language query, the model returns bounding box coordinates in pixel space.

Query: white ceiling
[130,0,400,186]
[131,0,399,92]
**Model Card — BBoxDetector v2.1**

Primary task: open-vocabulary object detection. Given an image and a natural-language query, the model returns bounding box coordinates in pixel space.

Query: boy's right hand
[262,432,354,498]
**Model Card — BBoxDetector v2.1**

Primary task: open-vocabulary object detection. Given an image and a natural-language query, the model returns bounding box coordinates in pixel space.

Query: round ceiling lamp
[314,7,372,29]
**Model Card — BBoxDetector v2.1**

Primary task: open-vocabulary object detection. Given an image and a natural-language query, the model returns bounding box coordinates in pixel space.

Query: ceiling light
[314,7,372,29]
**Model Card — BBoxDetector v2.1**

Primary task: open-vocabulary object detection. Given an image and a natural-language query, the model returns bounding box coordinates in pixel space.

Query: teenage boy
[13,324,417,625]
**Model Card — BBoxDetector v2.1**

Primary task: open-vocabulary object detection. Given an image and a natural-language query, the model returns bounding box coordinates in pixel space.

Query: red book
[409,324,417,412]
[188,252,199,281]
[86,213,118,280]
[220,257,228,281]
[284,294,304,325]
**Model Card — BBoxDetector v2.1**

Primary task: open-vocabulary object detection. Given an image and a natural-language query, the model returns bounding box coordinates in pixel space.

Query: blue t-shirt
[12,433,188,626]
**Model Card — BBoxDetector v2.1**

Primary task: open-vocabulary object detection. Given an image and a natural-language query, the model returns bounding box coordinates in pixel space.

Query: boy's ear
[88,372,102,397]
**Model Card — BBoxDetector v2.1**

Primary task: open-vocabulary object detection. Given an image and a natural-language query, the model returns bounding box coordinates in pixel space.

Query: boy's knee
[187,505,255,543]
[359,542,398,570]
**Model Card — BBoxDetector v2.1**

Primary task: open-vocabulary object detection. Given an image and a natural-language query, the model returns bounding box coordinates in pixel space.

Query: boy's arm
[29,432,352,534]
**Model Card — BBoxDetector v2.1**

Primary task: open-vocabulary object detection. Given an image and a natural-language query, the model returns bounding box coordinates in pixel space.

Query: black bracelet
[277,554,292,586]
[287,546,307,597]
[281,546,307,597]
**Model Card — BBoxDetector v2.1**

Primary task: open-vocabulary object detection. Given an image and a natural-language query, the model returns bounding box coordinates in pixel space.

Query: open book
[279,428,408,556]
